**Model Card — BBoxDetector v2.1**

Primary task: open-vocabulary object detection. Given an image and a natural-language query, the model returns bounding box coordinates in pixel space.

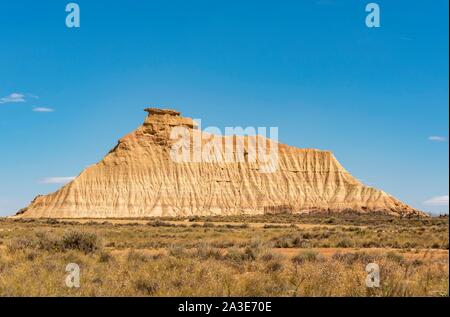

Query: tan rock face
[17,108,426,218]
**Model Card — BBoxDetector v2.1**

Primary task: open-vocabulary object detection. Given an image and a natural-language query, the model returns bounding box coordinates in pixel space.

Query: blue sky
[0,0,448,216]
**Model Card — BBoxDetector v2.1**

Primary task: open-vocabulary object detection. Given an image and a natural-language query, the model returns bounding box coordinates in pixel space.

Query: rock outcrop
[16,108,426,218]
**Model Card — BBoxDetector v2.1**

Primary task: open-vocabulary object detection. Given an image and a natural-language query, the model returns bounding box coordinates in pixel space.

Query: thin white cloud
[33,107,54,112]
[0,93,26,104]
[428,136,448,142]
[424,195,449,206]
[28,94,39,99]
[39,177,75,184]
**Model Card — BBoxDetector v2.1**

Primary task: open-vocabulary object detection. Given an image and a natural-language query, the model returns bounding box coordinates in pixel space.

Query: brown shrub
[99,251,113,263]
[134,279,159,295]
[292,250,323,265]
[331,252,377,265]
[265,260,283,272]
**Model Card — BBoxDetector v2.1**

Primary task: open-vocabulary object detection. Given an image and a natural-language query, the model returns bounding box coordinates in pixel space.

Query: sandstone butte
[16,108,427,218]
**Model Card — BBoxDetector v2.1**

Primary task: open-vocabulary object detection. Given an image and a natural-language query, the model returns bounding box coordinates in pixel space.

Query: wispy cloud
[33,107,54,112]
[39,177,75,184]
[0,93,26,104]
[428,136,448,142]
[28,94,39,99]
[424,195,449,206]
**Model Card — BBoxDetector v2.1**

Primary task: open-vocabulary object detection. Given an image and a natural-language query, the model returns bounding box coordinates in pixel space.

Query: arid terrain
[0,213,448,296]
[5,110,446,298]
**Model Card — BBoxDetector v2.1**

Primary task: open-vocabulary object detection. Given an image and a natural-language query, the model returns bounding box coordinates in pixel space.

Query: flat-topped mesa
[145,108,181,116]
[143,107,197,129]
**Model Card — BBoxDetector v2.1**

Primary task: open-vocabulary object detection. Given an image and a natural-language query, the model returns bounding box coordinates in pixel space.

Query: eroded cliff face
[16,108,426,218]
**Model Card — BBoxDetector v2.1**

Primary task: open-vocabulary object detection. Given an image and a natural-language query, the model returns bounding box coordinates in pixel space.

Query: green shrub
[61,231,101,254]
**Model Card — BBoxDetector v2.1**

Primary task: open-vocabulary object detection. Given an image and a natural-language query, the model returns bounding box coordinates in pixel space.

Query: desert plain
[0,212,447,296]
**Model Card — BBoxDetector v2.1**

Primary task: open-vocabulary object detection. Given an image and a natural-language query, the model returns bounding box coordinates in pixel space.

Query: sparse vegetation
[7,230,101,254]
[0,213,447,296]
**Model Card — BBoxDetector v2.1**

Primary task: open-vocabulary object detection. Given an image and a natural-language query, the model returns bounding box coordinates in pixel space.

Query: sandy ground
[273,247,448,260]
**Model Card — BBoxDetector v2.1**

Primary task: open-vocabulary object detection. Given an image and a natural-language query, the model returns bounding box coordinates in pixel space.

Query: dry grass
[0,214,448,296]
